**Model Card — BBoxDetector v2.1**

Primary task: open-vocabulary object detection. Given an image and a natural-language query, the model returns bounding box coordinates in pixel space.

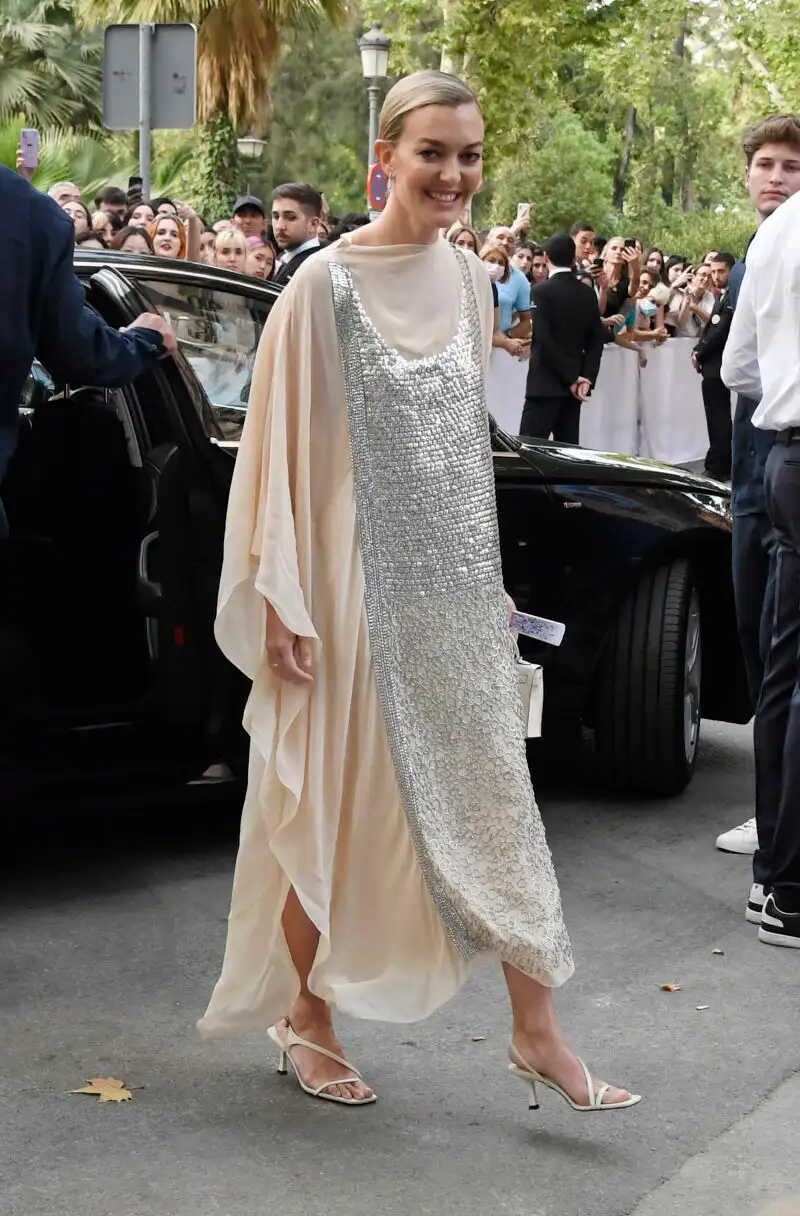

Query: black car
[0,252,750,805]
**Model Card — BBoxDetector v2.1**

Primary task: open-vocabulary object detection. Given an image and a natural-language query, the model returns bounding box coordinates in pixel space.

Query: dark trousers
[732,510,776,710]
[753,441,800,909]
[520,395,580,444]
[701,378,732,480]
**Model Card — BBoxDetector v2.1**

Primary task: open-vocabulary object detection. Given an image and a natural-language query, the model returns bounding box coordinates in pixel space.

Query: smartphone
[516,202,531,221]
[592,256,604,268]
[128,175,143,189]
[623,237,637,249]
[20,128,39,171]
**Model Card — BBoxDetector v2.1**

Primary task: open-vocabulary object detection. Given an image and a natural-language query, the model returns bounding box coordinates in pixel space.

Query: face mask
[485,262,504,282]
[640,299,658,317]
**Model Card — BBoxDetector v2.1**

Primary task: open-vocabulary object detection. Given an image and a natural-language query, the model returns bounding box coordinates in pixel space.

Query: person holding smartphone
[596,236,641,318]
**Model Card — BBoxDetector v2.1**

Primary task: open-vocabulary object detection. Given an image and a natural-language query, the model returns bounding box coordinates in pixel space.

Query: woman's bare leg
[279,886,373,1101]
[503,963,631,1106]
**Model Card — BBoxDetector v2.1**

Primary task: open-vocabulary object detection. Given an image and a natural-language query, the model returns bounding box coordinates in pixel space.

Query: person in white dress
[198,69,640,1117]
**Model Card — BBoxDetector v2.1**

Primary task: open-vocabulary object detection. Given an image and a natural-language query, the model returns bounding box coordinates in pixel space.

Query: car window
[136,278,274,441]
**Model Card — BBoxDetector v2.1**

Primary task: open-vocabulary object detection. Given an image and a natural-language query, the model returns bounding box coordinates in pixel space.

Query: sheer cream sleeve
[214,273,321,681]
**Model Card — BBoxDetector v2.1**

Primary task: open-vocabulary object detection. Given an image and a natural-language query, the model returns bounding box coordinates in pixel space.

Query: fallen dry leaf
[711,949,724,956]
[471,1036,486,1042]
[70,1077,133,1103]
[696,1005,710,1011]
[661,983,682,992]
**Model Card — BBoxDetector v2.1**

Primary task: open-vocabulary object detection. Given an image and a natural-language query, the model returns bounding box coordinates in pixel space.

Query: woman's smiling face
[377,102,485,232]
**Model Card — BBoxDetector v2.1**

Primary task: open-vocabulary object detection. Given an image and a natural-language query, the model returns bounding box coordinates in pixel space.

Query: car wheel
[595,558,701,796]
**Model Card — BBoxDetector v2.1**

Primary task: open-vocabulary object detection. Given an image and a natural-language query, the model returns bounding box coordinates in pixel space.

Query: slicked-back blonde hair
[379,70,480,145]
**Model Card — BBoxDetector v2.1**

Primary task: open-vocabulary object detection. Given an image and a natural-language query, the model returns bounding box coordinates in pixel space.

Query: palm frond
[0,0,101,127]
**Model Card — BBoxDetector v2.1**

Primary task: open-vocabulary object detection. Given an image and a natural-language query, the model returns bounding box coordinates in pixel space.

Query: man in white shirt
[722,185,800,948]
[715,114,800,860]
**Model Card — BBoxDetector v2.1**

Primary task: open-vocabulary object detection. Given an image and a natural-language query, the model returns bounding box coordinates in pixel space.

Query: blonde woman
[212,227,248,273]
[199,69,640,1118]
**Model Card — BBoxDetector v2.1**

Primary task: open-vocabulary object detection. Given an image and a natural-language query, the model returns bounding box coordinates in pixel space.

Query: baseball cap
[232,194,265,215]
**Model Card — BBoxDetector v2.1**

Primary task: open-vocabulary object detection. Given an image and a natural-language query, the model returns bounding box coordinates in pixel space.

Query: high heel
[267,1021,377,1106]
[508,1042,642,1113]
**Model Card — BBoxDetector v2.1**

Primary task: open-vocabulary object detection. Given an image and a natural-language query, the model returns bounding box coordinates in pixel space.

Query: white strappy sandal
[267,1021,377,1106]
[508,1042,641,1113]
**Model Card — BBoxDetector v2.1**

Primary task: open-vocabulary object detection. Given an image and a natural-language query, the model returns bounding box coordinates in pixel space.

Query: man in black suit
[520,233,606,444]
[271,183,324,286]
[693,251,736,480]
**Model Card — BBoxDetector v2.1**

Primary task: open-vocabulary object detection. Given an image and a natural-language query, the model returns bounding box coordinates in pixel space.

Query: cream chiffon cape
[198,238,573,1039]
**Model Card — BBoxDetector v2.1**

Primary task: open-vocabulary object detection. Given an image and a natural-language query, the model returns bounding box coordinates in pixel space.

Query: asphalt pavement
[2,721,799,1216]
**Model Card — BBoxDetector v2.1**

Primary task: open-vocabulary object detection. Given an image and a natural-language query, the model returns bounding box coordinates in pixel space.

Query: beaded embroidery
[328,248,573,981]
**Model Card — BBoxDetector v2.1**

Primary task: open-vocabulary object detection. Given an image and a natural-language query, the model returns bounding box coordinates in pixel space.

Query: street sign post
[103,23,197,198]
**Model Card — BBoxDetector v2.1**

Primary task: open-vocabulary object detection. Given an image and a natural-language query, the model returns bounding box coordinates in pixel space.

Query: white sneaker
[746,883,766,925]
[716,817,758,855]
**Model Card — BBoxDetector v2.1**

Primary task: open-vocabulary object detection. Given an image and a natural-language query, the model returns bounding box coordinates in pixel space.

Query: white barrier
[581,338,708,465]
[486,347,530,436]
[486,338,710,466]
[579,344,640,456]
[637,339,709,466]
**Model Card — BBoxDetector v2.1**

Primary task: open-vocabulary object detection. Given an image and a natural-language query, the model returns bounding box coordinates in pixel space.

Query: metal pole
[138,23,153,198]
[367,81,381,167]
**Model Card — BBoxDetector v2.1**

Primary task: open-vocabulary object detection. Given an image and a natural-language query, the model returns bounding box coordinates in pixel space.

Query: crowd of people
[15,147,367,286]
[16,140,740,479]
[445,216,738,477]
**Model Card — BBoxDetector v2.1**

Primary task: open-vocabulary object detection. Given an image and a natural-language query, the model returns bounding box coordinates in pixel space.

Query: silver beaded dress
[198,237,573,1040]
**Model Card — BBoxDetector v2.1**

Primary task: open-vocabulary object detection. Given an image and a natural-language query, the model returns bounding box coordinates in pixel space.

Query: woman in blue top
[480,246,531,338]
[480,246,529,357]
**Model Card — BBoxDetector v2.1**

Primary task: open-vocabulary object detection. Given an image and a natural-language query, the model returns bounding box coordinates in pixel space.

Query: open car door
[82,262,272,769]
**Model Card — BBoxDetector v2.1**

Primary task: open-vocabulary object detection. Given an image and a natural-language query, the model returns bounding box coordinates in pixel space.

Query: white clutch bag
[516,660,543,738]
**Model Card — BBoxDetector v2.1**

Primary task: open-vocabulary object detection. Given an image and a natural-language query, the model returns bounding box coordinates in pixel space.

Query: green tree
[482,107,616,234]
[0,120,196,201]
[75,0,348,216]
[0,0,101,128]
[252,18,371,214]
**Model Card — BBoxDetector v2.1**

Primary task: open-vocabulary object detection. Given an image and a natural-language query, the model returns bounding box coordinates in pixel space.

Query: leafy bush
[627,208,754,261]
[479,108,616,235]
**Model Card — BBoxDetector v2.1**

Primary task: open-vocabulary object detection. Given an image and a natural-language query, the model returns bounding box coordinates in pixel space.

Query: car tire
[595,558,701,796]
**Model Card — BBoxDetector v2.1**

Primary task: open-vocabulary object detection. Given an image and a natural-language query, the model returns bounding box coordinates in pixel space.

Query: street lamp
[236,133,267,161]
[236,132,267,195]
[358,22,391,168]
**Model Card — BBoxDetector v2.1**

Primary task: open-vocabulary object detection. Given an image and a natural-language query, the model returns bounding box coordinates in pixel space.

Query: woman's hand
[506,592,517,624]
[15,145,35,183]
[652,326,669,344]
[265,603,314,684]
